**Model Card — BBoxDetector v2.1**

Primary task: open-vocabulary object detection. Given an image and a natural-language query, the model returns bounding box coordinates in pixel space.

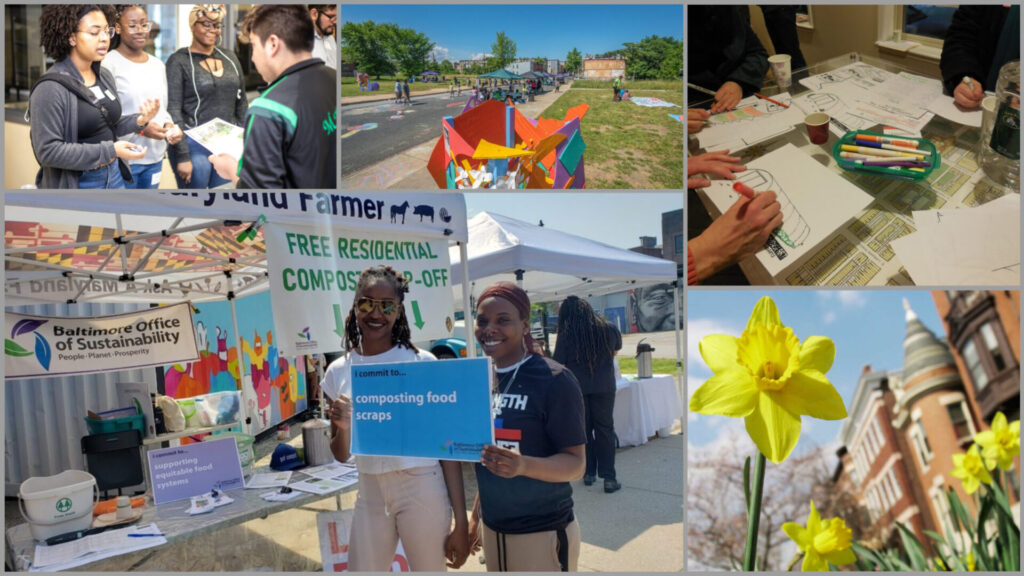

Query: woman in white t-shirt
[102,5,181,188]
[322,266,470,571]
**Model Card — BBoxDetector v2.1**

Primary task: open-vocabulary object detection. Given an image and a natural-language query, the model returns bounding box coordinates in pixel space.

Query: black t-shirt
[77,83,120,144]
[554,321,622,395]
[475,355,586,534]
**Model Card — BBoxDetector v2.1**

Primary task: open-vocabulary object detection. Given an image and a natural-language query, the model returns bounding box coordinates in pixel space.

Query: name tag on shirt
[104,88,116,101]
[89,85,106,101]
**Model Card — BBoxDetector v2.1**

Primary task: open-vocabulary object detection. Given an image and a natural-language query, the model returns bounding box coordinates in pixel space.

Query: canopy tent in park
[479,69,524,80]
[520,71,540,80]
[421,71,438,77]
[4,192,475,488]
[448,211,683,390]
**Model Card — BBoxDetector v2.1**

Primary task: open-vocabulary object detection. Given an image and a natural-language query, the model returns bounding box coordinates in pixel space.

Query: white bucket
[19,470,98,541]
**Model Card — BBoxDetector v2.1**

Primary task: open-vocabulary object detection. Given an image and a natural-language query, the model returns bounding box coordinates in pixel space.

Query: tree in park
[340,20,394,78]
[440,59,454,74]
[379,23,435,78]
[564,47,582,74]
[622,35,683,80]
[491,31,517,69]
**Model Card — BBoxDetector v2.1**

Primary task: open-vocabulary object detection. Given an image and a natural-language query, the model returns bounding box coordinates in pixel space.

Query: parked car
[422,320,468,360]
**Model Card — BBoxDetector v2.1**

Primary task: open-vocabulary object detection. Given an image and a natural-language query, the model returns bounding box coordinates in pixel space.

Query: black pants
[761,6,808,70]
[584,392,617,480]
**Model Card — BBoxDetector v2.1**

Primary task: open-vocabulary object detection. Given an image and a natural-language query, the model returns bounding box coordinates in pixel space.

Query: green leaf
[5,338,32,357]
[896,522,929,571]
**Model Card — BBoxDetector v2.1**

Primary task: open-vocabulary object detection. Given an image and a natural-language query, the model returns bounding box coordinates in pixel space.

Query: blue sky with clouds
[342,4,683,63]
[686,290,948,457]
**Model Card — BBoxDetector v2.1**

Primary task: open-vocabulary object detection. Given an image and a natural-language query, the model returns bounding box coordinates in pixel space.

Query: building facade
[546,59,562,76]
[505,59,545,75]
[583,58,626,80]
[834,298,1019,553]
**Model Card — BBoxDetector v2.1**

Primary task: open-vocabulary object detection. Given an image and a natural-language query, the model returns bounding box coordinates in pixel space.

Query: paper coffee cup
[805,113,830,144]
[116,496,131,519]
[768,54,792,88]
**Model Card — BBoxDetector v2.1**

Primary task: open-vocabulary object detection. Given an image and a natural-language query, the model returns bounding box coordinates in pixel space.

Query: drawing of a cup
[735,170,811,261]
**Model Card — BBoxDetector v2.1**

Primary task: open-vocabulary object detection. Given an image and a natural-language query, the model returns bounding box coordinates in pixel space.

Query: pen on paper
[127,533,165,538]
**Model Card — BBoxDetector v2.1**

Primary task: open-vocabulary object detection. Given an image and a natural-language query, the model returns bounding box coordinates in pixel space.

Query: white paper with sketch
[32,523,166,571]
[245,471,293,489]
[700,143,874,277]
[892,194,1020,285]
[696,94,800,152]
[185,117,244,159]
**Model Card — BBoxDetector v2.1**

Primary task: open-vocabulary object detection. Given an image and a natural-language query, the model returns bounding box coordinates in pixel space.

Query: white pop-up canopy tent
[4,192,476,484]
[449,211,683,386]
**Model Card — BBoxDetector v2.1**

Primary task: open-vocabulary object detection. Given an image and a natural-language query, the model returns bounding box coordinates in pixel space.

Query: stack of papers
[290,474,358,495]
[245,471,293,489]
[303,462,357,481]
[697,94,800,152]
[891,194,1020,285]
[32,523,166,572]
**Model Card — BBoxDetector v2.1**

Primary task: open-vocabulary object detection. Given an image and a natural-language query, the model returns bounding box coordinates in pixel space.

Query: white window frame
[888,468,903,502]
[962,338,990,391]
[909,417,934,471]
[944,399,977,444]
[796,6,815,30]
[876,4,956,62]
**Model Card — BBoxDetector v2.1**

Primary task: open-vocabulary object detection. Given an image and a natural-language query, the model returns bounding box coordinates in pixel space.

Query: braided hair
[554,295,613,377]
[343,266,418,354]
[109,4,145,50]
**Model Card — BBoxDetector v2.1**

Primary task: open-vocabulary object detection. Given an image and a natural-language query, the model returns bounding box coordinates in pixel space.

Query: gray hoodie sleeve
[30,80,116,172]
[165,51,191,161]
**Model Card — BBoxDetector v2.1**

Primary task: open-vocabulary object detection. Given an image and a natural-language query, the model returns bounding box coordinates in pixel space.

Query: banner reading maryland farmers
[265,223,456,356]
[5,303,199,379]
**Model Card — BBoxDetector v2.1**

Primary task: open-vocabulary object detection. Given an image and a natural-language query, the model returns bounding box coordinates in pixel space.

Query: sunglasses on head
[356,297,398,315]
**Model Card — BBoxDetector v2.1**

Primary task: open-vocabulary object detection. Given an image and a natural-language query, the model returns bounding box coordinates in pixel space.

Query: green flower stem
[744,451,767,571]
[786,552,803,572]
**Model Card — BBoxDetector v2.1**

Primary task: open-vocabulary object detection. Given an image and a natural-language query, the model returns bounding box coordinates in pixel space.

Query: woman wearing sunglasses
[102,4,182,189]
[29,5,159,188]
[470,282,586,571]
[165,4,246,189]
[321,266,470,571]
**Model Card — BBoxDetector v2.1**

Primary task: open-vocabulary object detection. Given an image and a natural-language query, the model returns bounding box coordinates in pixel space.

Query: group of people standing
[323,266,624,572]
[29,3,337,189]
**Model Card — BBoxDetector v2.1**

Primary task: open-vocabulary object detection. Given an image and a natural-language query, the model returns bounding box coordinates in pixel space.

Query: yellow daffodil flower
[782,500,857,571]
[974,411,1020,471]
[951,444,993,494]
[690,296,847,463]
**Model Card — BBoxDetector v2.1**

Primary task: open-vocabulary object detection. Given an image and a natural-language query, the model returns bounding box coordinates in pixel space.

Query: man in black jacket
[688,6,770,114]
[210,4,337,188]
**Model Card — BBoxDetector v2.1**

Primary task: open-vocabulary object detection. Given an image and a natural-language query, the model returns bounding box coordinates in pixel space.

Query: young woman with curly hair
[321,266,470,571]
[30,4,159,188]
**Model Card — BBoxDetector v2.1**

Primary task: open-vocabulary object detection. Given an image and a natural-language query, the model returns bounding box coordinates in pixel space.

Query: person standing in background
[308,4,337,70]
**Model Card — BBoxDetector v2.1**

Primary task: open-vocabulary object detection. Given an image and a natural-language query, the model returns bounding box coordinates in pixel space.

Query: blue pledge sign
[351,357,493,462]
[147,437,245,505]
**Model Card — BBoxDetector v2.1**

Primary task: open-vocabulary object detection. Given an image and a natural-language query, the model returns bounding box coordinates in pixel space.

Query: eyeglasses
[79,27,116,38]
[124,22,152,33]
[318,11,338,22]
[196,20,223,31]
[356,297,398,316]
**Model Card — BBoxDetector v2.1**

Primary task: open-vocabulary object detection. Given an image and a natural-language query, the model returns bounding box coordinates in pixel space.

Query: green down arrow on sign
[411,301,425,329]
[333,304,346,339]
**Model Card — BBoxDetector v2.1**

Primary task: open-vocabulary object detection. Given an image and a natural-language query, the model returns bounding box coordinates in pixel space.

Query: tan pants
[348,464,451,572]
[481,517,580,572]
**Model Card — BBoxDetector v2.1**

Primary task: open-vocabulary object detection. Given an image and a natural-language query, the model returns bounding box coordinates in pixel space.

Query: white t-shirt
[321,345,437,474]
[101,50,174,167]
[312,29,337,71]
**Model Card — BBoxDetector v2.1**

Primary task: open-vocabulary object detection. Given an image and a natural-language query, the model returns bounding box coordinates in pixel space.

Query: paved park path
[341,82,574,190]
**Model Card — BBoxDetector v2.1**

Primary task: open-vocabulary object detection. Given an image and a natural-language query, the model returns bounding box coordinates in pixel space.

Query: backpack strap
[30,72,119,135]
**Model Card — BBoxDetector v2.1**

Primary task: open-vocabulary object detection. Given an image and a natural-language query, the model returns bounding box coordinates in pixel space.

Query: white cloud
[471,52,493,61]
[836,290,868,309]
[429,46,450,62]
[822,311,837,324]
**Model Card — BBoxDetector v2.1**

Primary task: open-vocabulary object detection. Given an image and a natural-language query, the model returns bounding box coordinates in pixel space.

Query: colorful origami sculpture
[427,99,588,189]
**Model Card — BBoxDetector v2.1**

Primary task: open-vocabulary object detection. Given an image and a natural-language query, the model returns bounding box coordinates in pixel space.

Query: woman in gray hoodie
[29,4,159,188]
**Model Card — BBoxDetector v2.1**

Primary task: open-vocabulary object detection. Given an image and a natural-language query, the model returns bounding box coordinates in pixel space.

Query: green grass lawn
[540,88,683,188]
[617,357,679,375]
[571,79,683,91]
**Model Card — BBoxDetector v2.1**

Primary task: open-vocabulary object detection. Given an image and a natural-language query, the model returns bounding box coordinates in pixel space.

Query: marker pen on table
[733,181,756,199]
[963,76,976,92]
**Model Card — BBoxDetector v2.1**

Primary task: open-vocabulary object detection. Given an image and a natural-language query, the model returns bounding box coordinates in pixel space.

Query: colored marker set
[832,130,940,181]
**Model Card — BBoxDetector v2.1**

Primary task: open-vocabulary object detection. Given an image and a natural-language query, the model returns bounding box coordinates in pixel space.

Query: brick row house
[834,292,1020,555]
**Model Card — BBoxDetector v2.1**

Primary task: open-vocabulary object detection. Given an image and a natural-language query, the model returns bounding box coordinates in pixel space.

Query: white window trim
[796,6,814,30]
[875,5,945,62]
[909,421,933,472]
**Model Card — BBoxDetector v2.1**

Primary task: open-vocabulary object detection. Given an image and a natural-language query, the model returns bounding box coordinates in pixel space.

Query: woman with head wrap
[165,4,247,188]
[469,282,586,571]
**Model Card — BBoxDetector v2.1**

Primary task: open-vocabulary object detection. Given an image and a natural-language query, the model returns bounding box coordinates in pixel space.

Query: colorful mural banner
[163,291,307,435]
[351,358,493,462]
[5,303,199,379]
[264,222,456,356]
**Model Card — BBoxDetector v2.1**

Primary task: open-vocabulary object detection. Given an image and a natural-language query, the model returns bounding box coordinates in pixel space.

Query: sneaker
[583,475,595,486]
[604,480,621,493]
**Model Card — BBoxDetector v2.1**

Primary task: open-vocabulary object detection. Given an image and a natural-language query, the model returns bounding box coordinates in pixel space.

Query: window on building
[901,5,958,41]
[980,322,1007,372]
[946,401,975,444]
[887,468,903,501]
[910,418,934,468]
[930,487,956,537]
[674,234,683,255]
[962,339,990,391]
